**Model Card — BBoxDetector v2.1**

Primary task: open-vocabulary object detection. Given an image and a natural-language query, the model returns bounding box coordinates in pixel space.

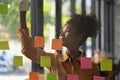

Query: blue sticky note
[0,4,8,14]
[0,41,9,50]
[45,73,57,80]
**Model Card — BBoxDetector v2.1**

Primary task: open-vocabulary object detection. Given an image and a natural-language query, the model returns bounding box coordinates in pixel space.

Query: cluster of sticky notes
[52,39,62,50]
[0,41,9,50]
[80,57,92,69]
[67,74,78,80]
[34,36,63,50]
[0,4,8,14]
[29,72,40,80]
[45,73,57,80]
[40,56,51,67]
[93,76,105,80]
[13,56,23,66]
[34,36,44,48]
[100,59,112,71]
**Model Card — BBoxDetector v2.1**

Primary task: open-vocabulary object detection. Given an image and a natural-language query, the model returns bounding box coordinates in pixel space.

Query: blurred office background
[0,0,120,80]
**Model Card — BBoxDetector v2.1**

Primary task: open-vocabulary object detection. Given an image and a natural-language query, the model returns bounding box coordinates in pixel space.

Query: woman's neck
[66,49,82,61]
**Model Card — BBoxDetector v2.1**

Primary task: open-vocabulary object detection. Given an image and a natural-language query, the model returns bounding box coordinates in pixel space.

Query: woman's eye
[65,29,70,32]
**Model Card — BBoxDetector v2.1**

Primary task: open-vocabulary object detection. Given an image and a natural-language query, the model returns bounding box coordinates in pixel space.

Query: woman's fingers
[19,0,30,11]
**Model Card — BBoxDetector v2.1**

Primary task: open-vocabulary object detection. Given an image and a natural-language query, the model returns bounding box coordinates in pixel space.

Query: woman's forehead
[63,24,72,30]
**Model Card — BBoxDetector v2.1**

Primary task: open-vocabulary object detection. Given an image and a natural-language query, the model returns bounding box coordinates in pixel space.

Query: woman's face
[59,24,82,49]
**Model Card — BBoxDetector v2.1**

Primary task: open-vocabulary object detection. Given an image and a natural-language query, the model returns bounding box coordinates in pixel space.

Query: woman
[17,0,100,80]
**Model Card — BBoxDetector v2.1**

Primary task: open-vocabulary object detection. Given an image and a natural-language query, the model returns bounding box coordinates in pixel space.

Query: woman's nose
[60,31,65,36]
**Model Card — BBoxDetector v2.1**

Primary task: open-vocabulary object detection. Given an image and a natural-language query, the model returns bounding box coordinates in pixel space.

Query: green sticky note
[13,56,23,66]
[40,56,51,67]
[0,4,8,14]
[100,59,112,71]
[0,41,9,50]
[45,73,57,80]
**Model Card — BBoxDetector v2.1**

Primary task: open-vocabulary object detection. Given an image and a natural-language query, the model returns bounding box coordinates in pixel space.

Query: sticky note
[80,57,92,69]
[67,74,78,80]
[52,39,62,50]
[0,41,9,50]
[93,76,105,80]
[13,56,23,66]
[29,72,40,80]
[45,73,57,80]
[0,4,8,14]
[100,59,112,71]
[34,36,44,48]
[40,56,51,67]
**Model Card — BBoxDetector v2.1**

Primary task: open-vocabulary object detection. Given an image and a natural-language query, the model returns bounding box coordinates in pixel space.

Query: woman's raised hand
[18,0,30,29]
[19,0,30,11]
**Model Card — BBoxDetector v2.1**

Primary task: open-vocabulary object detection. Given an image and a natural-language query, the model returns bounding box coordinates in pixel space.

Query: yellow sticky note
[34,36,44,48]
[40,56,51,67]
[0,41,9,50]
[45,73,57,80]
[0,4,8,14]
[29,72,40,80]
[52,39,62,50]
[13,56,23,66]
[100,59,112,71]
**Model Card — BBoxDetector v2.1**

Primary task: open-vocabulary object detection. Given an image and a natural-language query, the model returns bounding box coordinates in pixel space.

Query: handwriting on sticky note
[93,76,105,80]
[52,39,62,50]
[100,59,112,71]
[29,72,39,80]
[13,56,23,66]
[0,4,8,14]
[67,74,78,80]
[0,41,9,50]
[80,57,92,69]
[34,36,44,48]
[40,56,51,67]
[46,73,57,80]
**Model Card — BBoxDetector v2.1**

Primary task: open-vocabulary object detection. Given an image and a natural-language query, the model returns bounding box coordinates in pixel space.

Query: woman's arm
[20,11,27,29]
[19,0,29,28]
[17,0,54,64]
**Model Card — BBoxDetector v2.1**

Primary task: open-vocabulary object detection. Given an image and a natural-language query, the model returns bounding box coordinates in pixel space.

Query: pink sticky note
[67,74,78,80]
[80,57,92,69]
[93,76,105,80]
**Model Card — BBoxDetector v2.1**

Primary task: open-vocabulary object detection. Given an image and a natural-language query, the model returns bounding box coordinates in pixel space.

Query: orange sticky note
[52,39,62,50]
[29,72,40,80]
[34,36,44,48]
